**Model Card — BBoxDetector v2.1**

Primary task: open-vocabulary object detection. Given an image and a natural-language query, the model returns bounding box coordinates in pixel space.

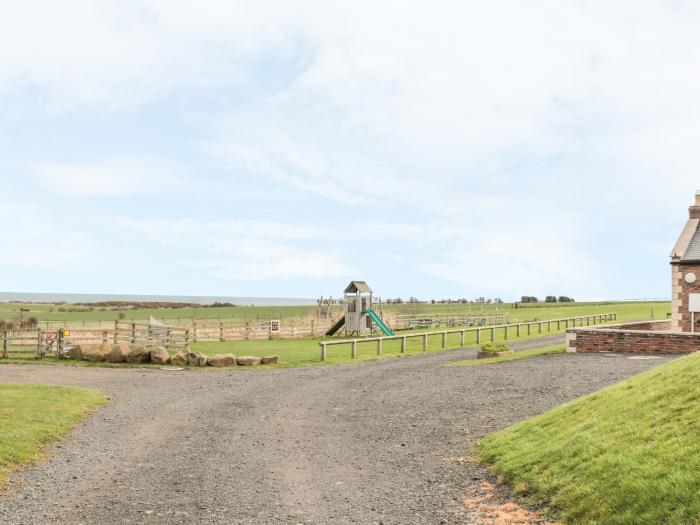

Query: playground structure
[325,281,395,337]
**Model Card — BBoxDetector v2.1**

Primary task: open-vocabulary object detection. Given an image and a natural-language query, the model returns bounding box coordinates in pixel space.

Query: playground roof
[344,281,372,294]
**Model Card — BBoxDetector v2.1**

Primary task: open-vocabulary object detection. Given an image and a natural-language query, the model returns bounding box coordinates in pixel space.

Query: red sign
[44,331,55,342]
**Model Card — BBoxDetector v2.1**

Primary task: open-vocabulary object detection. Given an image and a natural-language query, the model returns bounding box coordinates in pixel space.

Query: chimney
[691,191,700,219]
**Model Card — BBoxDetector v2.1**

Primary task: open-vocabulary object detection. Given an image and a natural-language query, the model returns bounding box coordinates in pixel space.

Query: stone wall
[568,321,700,354]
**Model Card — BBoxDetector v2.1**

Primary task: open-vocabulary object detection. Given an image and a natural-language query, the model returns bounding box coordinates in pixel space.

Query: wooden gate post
[377,338,382,356]
[423,333,428,351]
[320,342,327,362]
[219,322,224,342]
[351,340,358,359]
[36,328,43,359]
[2,329,8,358]
[442,332,447,349]
[476,329,481,344]
[113,321,118,345]
[130,322,136,344]
[401,336,407,354]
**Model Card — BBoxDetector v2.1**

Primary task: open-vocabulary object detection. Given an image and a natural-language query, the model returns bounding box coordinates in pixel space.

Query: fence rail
[1,322,190,360]
[319,313,618,361]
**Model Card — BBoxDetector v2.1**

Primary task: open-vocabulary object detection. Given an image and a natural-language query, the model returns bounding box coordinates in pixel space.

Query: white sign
[689,294,700,313]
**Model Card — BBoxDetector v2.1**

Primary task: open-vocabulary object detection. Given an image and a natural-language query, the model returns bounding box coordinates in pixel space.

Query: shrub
[480,342,511,353]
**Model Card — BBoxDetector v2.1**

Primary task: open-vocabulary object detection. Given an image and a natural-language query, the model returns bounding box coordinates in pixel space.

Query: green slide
[364,309,395,336]
[325,315,346,336]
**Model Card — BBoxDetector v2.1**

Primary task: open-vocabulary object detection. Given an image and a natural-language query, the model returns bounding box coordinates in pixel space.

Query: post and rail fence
[319,313,617,361]
[0,321,190,360]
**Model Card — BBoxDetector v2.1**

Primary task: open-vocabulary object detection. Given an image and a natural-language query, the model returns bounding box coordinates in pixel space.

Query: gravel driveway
[0,337,674,524]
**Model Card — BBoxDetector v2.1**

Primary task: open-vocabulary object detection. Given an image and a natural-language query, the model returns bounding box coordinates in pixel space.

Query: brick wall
[671,262,700,332]
[569,325,700,354]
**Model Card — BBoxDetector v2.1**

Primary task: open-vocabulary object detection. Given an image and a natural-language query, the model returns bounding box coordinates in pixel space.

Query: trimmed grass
[478,351,700,525]
[0,300,670,325]
[0,384,106,484]
[448,345,566,367]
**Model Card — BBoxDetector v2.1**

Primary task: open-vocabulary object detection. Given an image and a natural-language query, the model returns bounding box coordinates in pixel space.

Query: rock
[261,355,279,365]
[150,346,170,365]
[126,345,151,363]
[188,351,208,367]
[106,343,129,363]
[82,343,111,362]
[207,354,237,367]
[237,356,262,366]
[171,349,189,366]
[68,345,82,360]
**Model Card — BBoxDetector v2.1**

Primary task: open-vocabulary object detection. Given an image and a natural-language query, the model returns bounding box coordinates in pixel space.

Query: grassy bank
[478,351,700,524]
[0,384,106,484]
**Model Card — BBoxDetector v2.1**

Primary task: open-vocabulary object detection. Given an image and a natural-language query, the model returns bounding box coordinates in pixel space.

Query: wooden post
[442,332,447,350]
[37,328,43,359]
[504,325,508,340]
[423,333,428,351]
[527,323,531,336]
[538,322,542,334]
[320,342,327,362]
[557,320,561,330]
[460,330,465,347]
[547,321,551,331]
[377,338,382,355]
[185,330,190,351]
[102,331,108,343]
[516,324,520,337]
[245,321,251,341]
[2,329,8,358]
[401,336,407,354]
[113,321,118,345]
[351,340,358,359]
[219,322,224,342]
[165,328,171,350]
[476,329,481,344]
[131,322,136,344]
[192,324,198,342]
[491,327,495,342]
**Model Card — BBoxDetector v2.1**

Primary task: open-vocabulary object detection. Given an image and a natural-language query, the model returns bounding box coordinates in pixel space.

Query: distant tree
[118,312,126,320]
[408,297,419,303]
[494,298,503,304]
[430,299,436,304]
[394,297,404,304]
[558,296,575,303]
[521,296,539,303]
[545,296,557,303]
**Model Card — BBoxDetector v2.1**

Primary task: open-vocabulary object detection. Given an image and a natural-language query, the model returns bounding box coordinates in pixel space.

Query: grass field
[0,300,670,324]
[0,384,106,485]
[448,344,566,367]
[478,351,700,524]
[0,301,669,368]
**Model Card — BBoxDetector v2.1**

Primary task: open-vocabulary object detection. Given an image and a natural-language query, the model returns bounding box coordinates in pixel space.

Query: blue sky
[2,1,699,301]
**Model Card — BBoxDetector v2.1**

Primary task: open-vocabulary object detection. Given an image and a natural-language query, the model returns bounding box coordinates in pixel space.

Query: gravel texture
[0,337,674,524]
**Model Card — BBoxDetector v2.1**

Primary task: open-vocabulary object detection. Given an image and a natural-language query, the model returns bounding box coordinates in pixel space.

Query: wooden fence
[1,322,190,360]
[319,313,617,361]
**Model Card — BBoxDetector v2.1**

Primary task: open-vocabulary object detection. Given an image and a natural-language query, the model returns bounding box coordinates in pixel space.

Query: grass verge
[0,384,107,485]
[477,351,700,524]
[448,345,566,367]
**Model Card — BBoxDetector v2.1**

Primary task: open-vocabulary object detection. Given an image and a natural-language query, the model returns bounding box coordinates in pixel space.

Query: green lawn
[448,344,566,367]
[478,351,700,524]
[0,384,106,484]
[0,300,670,325]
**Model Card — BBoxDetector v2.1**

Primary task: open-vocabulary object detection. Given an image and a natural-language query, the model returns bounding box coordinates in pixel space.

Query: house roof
[672,218,700,262]
[344,281,372,294]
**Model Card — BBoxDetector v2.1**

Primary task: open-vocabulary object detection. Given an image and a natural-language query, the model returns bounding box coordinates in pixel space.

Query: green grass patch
[448,345,566,367]
[0,384,106,484]
[478,351,700,524]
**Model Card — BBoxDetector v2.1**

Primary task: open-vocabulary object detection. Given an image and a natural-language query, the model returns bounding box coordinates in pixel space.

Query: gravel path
[0,338,674,524]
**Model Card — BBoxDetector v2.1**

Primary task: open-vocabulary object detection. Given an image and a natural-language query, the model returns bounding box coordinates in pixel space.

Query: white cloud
[32,157,185,197]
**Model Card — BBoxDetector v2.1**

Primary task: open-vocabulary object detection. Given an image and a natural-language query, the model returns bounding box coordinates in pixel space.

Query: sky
[2,0,699,301]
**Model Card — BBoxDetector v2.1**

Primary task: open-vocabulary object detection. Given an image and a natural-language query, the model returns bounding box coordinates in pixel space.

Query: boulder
[260,355,279,365]
[68,345,82,360]
[126,345,151,363]
[188,351,208,367]
[106,343,129,363]
[171,349,189,367]
[82,343,111,362]
[237,355,262,366]
[207,354,237,367]
[150,346,170,365]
